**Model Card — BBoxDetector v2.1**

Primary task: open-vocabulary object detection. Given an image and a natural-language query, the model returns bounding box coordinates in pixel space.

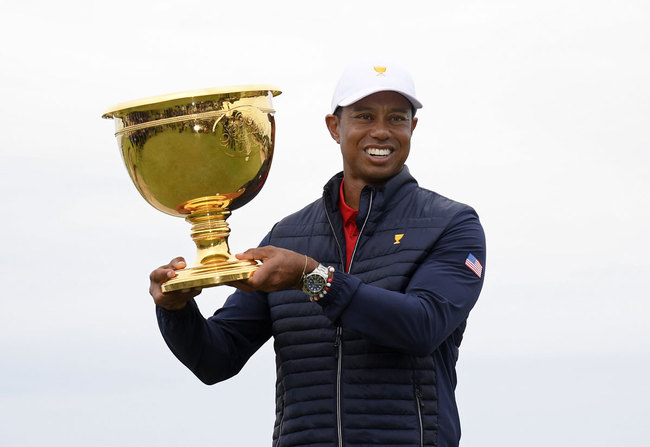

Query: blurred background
[1,0,648,445]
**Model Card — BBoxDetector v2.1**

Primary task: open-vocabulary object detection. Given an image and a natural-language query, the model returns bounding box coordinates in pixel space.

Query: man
[150,61,486,447]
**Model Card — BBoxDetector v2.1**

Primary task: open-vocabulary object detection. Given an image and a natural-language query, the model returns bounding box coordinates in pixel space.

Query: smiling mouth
[365,147,393,157]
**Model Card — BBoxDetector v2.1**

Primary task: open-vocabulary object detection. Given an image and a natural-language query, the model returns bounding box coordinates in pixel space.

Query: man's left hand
[229,246,318,293]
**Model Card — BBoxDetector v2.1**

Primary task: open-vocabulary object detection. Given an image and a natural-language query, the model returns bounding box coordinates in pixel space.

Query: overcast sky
[1,1,649,446]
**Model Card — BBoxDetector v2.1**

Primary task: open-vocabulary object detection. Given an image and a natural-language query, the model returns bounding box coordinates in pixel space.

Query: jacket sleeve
[316,208,486,356]
[156,240,273,385]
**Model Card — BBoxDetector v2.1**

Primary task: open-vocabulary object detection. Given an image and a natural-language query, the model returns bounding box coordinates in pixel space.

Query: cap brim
[334,87,423,113]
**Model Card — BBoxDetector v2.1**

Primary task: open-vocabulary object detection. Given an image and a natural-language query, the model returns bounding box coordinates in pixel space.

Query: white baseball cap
[330,60,423,113]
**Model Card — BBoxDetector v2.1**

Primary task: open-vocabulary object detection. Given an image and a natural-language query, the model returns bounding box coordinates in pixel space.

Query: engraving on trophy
[220,109,253,158]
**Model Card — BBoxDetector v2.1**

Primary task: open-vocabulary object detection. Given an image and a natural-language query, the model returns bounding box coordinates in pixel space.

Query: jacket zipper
[323,198,344,447]
[322,188,374,274]
[415,385,424,447]
[347,190,373,274]
[324,188,374,447]
[334,326,343,447]
[322,201,345,271]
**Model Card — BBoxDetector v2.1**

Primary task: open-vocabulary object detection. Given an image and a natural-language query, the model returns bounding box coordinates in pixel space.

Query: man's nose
[369,120,390,139]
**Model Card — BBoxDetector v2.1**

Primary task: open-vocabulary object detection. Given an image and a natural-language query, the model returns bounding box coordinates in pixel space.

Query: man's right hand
[149,257,202,311]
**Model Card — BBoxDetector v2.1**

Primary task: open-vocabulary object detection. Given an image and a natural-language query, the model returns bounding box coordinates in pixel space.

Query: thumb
[235,248,261,261]
[236,246,273,261]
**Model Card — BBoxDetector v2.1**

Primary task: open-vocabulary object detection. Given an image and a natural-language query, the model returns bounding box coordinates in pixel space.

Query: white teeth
[365,148,392,156]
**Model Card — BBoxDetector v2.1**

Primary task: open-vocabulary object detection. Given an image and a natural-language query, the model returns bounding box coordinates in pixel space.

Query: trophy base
[161,259,259,293]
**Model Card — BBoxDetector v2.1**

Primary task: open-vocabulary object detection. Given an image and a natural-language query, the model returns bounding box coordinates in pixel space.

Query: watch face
[304,275,326,294]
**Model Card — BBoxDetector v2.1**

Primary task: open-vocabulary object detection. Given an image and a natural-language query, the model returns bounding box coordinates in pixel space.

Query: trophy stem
[160,206,258,293]
[188,208,234,266]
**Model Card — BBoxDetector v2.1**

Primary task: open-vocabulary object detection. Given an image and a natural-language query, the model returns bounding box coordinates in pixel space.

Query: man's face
[326,91,418,188]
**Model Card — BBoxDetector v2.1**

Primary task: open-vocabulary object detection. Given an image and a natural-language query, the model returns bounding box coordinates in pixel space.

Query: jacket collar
[322,166,419,219]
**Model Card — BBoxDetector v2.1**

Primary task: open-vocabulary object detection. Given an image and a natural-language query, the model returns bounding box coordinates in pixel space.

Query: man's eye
[357,113,372,120]
[390,115,407,121]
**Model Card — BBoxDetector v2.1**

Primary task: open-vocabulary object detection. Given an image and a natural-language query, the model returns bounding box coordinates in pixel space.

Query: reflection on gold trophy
[102,86,281,292]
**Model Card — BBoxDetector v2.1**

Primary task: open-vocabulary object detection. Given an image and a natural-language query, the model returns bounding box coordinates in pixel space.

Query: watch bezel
[304,275,326,293]
[302,264,329,296]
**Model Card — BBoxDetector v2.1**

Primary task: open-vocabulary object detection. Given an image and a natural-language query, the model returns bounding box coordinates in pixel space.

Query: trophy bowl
[103,85,281,292]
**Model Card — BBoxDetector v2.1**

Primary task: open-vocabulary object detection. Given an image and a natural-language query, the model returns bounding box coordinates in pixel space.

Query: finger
[245,263,272,288]
[235,248,264,261]
[150,264,181,283]
[226,279,255,293]
[149,257,187,299]
[170,257,187,270]
[150,257,185,281]
[150,268,172,285]
[235,245,280,261]
[178,287,202,298]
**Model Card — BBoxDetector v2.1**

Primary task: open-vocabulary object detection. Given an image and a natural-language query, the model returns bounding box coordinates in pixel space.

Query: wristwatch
[302,264,334,301]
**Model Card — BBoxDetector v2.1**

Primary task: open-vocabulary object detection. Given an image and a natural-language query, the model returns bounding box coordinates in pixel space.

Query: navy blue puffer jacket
[157,167,486,447]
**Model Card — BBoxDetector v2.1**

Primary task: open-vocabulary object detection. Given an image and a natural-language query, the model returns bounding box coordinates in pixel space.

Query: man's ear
[325,114,340,144]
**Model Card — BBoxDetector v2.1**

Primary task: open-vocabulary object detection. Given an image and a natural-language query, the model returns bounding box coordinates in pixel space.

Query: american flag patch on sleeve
[465,253,483,278]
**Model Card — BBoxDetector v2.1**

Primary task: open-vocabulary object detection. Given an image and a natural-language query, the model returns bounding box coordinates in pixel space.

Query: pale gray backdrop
[1,0,648,445]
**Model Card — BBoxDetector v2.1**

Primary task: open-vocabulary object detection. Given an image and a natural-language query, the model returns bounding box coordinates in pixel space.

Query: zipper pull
[415,384,424,406]
[334,326,342,358]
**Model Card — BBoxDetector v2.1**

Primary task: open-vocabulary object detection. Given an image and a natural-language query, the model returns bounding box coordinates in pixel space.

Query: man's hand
[149,257,202,311]
[231,246,318,293]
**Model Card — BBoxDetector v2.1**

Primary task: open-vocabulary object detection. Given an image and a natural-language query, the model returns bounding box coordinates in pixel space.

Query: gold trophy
[103,86,280,292]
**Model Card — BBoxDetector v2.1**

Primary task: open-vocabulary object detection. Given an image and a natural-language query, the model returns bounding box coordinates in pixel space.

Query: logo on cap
[374,66,387,76]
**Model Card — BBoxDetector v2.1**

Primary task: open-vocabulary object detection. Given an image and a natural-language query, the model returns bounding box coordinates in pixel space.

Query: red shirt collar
[338,179,359,271]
